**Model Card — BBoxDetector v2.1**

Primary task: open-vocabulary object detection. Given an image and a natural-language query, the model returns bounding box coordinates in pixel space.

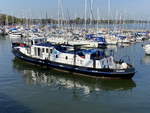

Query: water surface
[0,36,150,113]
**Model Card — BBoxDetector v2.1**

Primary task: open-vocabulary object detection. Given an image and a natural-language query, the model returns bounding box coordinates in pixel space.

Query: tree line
[0,14,149,25]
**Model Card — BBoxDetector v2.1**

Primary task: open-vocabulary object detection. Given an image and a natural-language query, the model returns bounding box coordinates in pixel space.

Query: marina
[0,15,150,113]
[0,34,150,113]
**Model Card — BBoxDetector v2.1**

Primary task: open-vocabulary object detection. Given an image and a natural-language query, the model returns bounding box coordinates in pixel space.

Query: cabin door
[37,48,41,56]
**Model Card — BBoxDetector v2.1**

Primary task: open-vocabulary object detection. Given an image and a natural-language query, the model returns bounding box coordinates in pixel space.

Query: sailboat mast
[97,8,99,32]
[107,0,110,33]
[58,0,60,28]
[90,0,94,26]
[60,0,64,29]
[84,0,87,30]
[5,15,8,26]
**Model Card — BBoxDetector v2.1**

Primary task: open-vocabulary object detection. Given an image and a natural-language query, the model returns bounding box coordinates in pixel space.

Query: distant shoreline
[0,13,150,25]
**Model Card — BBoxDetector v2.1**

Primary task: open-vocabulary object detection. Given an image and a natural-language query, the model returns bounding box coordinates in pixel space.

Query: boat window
[90,51,105,60]
[46,48,49,53]
[56,55,58,58]
[35,40,38,44]
[31,40,33,45]
[37,48,41,56]
[42,48,45,53]
[78,52,85,58]
[50,49,53,53]
[66,56,68,60]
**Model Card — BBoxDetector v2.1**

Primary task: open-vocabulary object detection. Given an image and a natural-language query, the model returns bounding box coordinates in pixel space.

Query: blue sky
[0,0,150,20]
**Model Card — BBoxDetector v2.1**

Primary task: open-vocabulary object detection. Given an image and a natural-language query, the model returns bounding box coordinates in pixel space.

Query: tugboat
[12,37,135,79]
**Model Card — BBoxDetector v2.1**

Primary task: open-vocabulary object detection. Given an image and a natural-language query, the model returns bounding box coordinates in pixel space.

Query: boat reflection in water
[13,58,136,95]
[142,55,150,65]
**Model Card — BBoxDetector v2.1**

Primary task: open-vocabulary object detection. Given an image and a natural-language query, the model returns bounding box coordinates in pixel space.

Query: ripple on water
[1,36,150,113]
[0,92,32,113]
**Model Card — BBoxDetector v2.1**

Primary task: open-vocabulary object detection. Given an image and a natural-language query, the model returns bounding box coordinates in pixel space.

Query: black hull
[12,48,135,79]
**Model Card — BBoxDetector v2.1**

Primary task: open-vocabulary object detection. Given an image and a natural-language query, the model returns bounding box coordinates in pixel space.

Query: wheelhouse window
[35,41,38,44]
[46,48,49,53]
[31,40,33,45]
[50,49,53,53]
[42,48,45,53]
[37,48,41,56]
[78,52,85,58]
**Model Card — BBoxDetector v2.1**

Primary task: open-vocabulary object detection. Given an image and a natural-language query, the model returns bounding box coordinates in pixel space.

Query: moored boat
[12,38,135,79]
[143,44,150,55]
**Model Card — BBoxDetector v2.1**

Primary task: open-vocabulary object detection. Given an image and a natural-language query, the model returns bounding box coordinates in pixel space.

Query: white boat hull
[143,44,150,55]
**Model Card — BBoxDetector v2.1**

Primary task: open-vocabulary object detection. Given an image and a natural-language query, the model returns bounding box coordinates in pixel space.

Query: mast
[45,11,48,25]
[5,15,8,26]
[97,8,99,33]
[58,0,60,28]
[60,0,64,30]
[11,12,14,26]
[90,0,94,26]
[107,0,111,33]
[84,0,87,30]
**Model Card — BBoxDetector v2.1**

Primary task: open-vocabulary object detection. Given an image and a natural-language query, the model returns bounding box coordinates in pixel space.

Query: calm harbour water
[0,36,150,113]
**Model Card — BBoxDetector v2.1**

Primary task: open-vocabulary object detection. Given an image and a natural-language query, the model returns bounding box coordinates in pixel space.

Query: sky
[0,0,150,20]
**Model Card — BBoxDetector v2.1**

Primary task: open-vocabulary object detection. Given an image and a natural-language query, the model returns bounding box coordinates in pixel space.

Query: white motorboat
[143,44,150,55]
